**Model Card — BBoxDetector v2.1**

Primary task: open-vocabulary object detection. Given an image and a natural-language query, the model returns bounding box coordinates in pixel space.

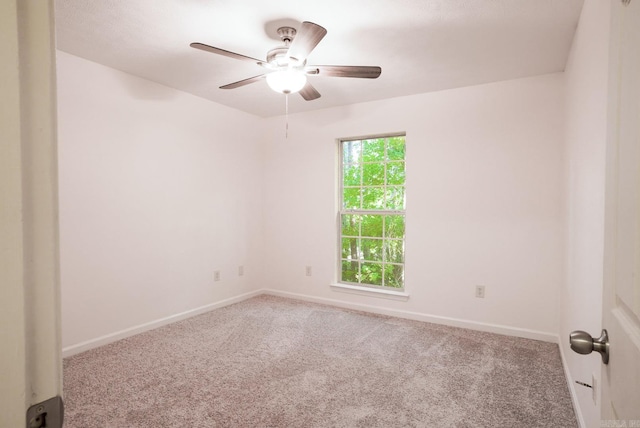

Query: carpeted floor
[63,295,577,427]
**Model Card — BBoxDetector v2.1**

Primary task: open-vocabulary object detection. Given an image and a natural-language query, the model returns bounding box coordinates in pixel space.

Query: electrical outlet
[238,265,244,276]
[214,271,221,282]
[592,373,597,405]
[475,285,485,298]
[305,266,312,277]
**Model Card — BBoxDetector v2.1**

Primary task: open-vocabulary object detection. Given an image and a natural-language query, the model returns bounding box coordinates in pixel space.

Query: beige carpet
[63,295,577,427]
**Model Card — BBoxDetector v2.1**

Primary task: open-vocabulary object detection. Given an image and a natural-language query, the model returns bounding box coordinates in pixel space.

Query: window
[339,135,406,290]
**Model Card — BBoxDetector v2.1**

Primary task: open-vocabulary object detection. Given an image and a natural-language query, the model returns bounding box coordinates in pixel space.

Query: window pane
[343,164,361,187]
[386,161,405,185]
[362,187,385,210]
[341,260,359,283]
[343,141,361,164]
[341,238,360,260]
[341,239,350,259]
[384,264,404,288]
[340,135,405,291]
[385,215,405,238]
[343,188,361,209]
[361,215,383,237]
[385,186,405,210]
[360,262,383,285]
[361,238,383,262]
[385,239,404,263]
[362,163,385,186]
[341,214,360,236]
[387,137,405,161]
[362,139,385,162]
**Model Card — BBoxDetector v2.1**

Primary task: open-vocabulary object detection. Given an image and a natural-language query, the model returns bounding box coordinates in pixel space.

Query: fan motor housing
[276,26,296,43]
[267,26,300,66]
[266,46,289,65]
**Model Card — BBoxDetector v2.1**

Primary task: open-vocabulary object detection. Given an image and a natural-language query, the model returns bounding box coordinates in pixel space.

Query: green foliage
[343,188,361,209]
[340,261,404,288]
[360,262,383,285]
[362,187,385,209]
[361,238,383,262]
[386,161,405,185]
[385,187,405,210]
[341,214,360,236]
[383,264,404,288]
[387,137,405,161]
[341,238,358,259]
[341,260,358,282]
[340,135,406,289]
[385,239,404,263]
[362,163,385,186]
[343,164,361,186]
[385,215,404,238]
[340,214,405,287]
[361,215,383,237]
[342,136,406,211]
[362,139,385,162]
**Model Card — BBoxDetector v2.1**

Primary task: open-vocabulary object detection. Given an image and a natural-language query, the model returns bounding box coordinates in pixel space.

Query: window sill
[330,283,410,301]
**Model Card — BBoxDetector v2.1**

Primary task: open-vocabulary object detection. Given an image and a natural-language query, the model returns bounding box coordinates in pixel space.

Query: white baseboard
[558,342,586,428]
[62,290,262,358]
[63,287,558,358]
[260,288,559,343]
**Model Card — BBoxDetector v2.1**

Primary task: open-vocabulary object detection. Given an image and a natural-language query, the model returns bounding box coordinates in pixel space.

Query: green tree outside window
[339,135,406,289]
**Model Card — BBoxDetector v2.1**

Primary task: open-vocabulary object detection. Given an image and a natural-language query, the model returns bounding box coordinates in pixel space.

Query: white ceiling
[55,0,584,118]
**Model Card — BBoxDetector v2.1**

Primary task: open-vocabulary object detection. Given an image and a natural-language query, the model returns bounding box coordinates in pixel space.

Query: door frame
[0,1,62,426]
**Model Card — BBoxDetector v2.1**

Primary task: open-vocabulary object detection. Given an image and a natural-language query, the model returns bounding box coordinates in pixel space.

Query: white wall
[561,0,611,426]
[57,52,265,351]
[58,53,567,349]
[262,73,565,337]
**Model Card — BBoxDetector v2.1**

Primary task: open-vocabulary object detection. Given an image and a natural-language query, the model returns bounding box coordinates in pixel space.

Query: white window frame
[337,133,406,292]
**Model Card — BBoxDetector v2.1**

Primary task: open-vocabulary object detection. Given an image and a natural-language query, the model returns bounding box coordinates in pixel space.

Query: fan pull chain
[285,93,289,139]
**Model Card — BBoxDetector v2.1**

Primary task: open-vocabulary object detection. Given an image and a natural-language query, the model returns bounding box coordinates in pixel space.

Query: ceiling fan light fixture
[191,20,380,102]
[266,69,307,94]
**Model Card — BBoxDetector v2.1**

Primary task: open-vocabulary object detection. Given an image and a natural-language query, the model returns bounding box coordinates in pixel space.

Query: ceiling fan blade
[287,22,327,63]
[311,65,382,79]
[219,74,265,89]
[299,81,321,101]
[190,42,262,65]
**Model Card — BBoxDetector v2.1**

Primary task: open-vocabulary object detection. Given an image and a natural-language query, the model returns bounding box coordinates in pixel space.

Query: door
[0,1,62,427]
[601,0,640,422]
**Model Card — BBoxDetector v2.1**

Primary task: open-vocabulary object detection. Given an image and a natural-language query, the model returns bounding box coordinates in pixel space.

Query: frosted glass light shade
[266,70,307,94]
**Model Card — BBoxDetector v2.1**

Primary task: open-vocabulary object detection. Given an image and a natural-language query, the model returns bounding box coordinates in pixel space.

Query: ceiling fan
[190,21,382,100]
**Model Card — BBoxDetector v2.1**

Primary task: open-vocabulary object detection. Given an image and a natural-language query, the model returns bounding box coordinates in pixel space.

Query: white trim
[261,288,558,343]
[558,342,587,428]
[330,282,410,301]
[63,288,559,358]
[61,290,262,358]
